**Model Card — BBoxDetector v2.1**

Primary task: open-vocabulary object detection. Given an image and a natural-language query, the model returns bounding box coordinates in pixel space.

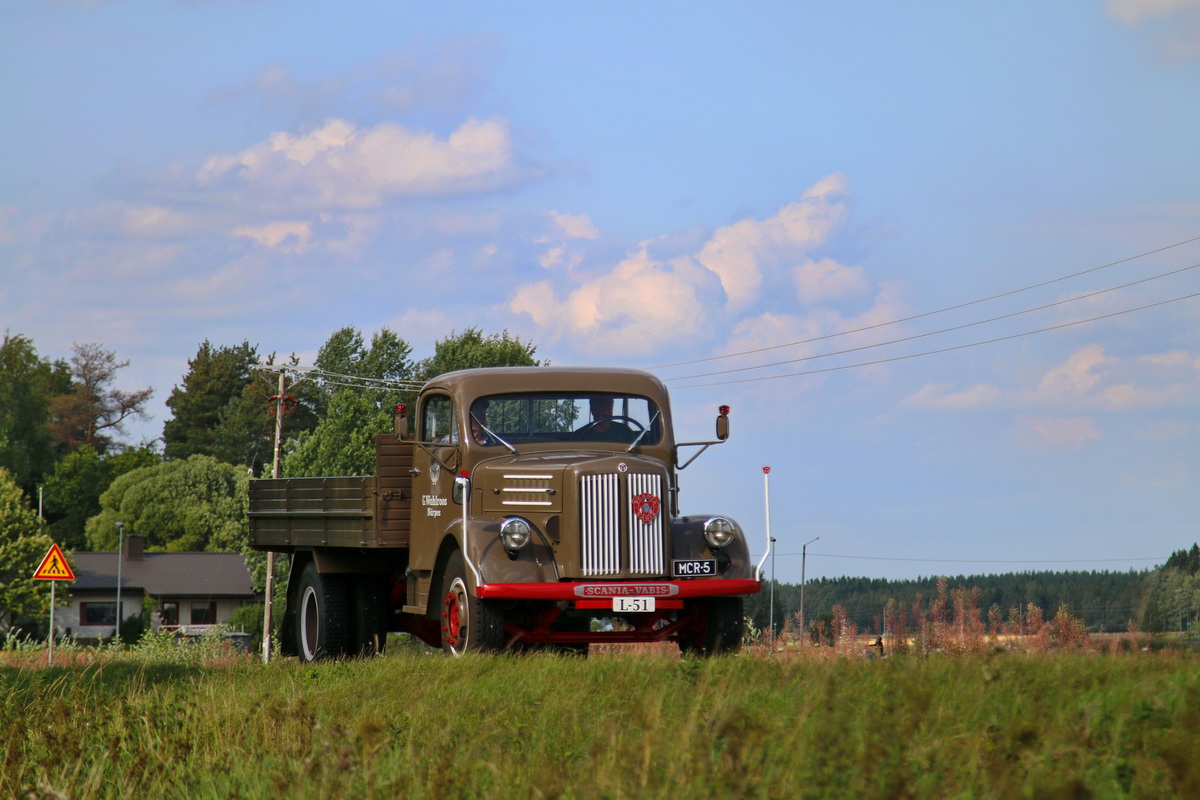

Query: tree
[210,354,319,477]
[282,390,393,477]
[312,326,414,416]
[84,455,249,553]
[0,467,56,630]
[0,333,70,492]
[41,443,161,550]
[49,342,154,454]
[163,341,259,462]
[416,328,540,382]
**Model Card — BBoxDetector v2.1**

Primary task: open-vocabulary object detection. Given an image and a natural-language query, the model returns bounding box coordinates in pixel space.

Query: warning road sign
[33,543,75,581]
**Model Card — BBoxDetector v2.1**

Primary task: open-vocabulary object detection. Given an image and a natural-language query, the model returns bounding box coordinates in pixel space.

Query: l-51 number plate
[613,597,655,613]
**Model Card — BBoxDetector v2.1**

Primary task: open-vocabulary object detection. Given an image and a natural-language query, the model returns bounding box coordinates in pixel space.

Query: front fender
[669,514,755,581]
[457,517,560,589]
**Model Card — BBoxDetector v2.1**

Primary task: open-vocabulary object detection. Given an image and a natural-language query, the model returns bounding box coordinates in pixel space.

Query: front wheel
[440,551,504,655]
[679,597,744,657]
[296,562,351,662]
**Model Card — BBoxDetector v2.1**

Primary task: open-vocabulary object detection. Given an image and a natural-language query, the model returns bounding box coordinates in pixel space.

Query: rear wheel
[440,551,504,655]
[296,562,351,662]
[679,597,744,657]
[351,575,389,656]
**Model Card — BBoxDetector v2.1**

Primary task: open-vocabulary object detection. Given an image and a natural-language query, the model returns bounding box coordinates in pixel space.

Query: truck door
[409,392,459,575]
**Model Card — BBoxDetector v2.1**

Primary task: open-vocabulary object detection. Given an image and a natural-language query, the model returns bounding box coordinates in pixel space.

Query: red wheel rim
[444,590,464,646]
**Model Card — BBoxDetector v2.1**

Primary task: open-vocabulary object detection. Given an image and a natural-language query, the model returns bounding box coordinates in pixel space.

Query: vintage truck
[248,366,760,659]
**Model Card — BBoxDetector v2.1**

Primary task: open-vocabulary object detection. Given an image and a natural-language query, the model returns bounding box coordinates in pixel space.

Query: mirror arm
[675,439,725,470]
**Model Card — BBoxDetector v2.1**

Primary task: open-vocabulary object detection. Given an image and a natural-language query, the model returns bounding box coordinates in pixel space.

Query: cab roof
[421,366,671,402]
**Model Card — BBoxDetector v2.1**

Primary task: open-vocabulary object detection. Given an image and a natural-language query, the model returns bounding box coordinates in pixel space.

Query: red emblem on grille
[631,493,660,525]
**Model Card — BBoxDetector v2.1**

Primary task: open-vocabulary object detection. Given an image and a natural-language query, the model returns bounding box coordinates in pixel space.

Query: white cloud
[1018,416,1101,452]
[510,249,710,354]
[794,257,870,305]
[509,175,871,357]
[905,343,1198,412]
[1108,0,1200,25]
[546,211,600,240]
[1107,0,1200,59]
[905,382,1002,410]
[1036,344,1113,400]
[696,173,849,309]
[233,220,312,251]
[64,202,207,239]
[196,117,531,210]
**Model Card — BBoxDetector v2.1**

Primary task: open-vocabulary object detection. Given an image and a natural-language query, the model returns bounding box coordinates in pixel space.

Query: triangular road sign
[33,543,75,581]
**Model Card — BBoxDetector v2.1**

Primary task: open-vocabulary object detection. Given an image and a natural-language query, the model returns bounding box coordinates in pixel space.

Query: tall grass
[4,644,1199,798]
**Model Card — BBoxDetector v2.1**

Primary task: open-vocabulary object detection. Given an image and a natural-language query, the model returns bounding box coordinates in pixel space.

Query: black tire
[679,597,745,657]
[296,562,351,662]
[351,575,389,657]
[439,551,504,655]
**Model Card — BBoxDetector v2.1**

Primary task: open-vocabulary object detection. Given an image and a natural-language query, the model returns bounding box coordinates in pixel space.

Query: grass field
[3,634,1199,799]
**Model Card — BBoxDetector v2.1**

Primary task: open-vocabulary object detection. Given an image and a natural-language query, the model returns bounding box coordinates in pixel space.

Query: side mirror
[716,405,730,441]
[393,404,410,440]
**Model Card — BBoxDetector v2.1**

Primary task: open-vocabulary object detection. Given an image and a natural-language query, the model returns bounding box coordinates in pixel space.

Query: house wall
[64,593,255,642]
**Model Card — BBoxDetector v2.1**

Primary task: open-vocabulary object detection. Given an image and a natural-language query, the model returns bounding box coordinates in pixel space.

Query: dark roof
[71,552,257,598]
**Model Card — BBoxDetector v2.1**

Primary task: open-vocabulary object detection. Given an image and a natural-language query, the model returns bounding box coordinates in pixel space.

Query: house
[66,535,260,643]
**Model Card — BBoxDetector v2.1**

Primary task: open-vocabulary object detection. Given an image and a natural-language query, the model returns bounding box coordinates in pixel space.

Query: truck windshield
[468,392,662,447]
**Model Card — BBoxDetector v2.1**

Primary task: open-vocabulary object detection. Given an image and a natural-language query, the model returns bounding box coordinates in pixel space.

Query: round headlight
[500,517,532,550]
[703,516,736,549]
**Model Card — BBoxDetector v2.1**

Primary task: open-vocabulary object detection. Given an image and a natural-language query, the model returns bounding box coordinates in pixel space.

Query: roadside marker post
[33,543,76,666]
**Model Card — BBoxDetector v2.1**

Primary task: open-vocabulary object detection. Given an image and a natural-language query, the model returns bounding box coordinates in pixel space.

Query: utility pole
[769,537,777,642]
[262,371,285,665]
[115,521,124,644]
[799,536,819,647]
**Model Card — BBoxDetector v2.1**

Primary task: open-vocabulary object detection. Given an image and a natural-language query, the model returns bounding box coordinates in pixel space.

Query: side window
[422,395,456,443]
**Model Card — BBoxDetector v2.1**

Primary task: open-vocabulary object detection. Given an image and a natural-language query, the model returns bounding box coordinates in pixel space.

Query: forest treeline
[747,544,1200,636]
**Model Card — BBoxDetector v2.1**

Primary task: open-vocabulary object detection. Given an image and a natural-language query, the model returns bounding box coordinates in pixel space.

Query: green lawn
[4,645,1198,798]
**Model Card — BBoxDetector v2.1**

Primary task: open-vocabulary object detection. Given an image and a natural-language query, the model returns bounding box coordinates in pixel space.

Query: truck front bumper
[476,578,760,604]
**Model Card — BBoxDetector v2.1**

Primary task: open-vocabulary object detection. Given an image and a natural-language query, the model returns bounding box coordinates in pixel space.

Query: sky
[3,1,1199,583]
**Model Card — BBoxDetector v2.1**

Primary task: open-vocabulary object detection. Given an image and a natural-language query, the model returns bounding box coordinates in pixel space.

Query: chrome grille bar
[628,473,664,575]
[579,472,665,577]
[580,474,619,576]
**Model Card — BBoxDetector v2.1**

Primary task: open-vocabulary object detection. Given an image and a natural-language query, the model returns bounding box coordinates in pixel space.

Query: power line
[651,233,1200,370]
[675,289,1200,388]
[252,363,425,391]
[667,261,1200,382]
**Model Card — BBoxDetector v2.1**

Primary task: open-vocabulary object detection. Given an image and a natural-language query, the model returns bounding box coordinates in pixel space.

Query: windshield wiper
[626,410,660,452]
[474,415,518,455]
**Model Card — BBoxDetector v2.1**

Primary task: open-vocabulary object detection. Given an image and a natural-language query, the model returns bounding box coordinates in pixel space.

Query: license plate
[673,559,717,577]
[613,597,655,613]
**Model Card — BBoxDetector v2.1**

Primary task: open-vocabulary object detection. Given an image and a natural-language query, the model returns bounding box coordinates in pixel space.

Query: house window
[80,602,121,626]
[160,602,179,626]
[190,602,216,625]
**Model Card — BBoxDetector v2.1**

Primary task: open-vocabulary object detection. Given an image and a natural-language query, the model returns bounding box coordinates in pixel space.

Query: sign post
[33,543,76,666]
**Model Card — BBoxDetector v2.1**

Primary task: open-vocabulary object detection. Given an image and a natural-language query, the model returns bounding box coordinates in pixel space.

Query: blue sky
[3,1,1199,582]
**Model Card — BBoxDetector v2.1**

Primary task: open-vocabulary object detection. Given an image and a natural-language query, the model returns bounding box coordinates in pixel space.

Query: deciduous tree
[84,455,249,553]
[0,333,70,492]
[416,327,540,382]
[49,342,153,454]
[0,467,56,629]
[41,444,161,550]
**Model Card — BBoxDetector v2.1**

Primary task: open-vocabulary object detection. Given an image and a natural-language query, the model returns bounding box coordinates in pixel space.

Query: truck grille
[580,473,664,577]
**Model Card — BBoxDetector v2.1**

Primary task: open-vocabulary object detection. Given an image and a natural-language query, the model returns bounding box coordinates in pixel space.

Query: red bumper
[476,578,761,601]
